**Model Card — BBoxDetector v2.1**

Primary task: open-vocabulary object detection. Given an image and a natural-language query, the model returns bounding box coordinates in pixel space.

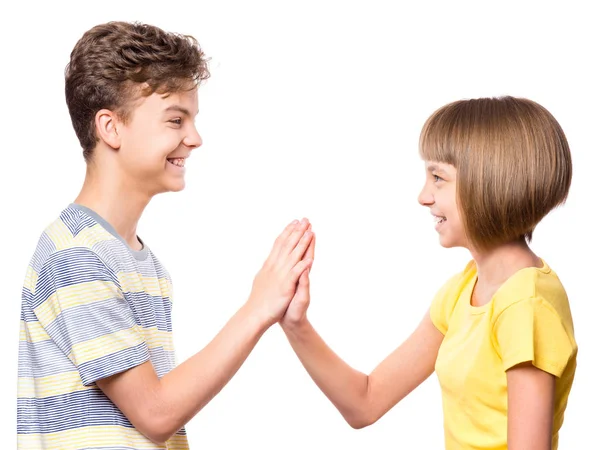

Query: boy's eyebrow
[164,105,199,116]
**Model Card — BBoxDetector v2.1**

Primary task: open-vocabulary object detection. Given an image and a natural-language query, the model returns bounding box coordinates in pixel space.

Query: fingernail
[301,217,308,224]
[291,219,299,225]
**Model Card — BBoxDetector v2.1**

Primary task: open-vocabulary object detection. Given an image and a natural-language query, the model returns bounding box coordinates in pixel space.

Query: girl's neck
[469,240,543,306]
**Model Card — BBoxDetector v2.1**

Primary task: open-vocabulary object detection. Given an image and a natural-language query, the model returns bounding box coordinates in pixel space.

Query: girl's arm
[281,239,443,429]
[507,362,555,450]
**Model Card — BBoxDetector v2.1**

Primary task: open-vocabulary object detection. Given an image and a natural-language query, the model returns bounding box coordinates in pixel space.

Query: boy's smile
[167,157,187,168]
[114,87,202,196]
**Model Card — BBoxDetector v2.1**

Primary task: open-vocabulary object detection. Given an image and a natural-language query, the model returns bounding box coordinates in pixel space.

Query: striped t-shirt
[17,204,189,449]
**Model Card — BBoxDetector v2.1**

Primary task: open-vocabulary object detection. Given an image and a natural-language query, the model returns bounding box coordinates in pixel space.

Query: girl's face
[418,161,468,249]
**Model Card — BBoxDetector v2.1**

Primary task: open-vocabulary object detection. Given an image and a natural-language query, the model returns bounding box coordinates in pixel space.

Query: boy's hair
[65,21,210,162]
[419,96,572,251]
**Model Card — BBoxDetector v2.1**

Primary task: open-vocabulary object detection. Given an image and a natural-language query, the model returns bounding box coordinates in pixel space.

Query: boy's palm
[282,270,311,326]
[281,231,315,327]
[248,220,313,326]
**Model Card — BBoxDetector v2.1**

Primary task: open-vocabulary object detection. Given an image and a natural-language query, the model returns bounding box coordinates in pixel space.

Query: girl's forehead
[424,161,456,173]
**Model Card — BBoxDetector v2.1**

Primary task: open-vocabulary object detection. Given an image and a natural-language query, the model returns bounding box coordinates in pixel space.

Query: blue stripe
[30,232,56,273]
[17,389,133,434]
[79,343,149,386]
[61,208,97,237]
[32,249,119,309]
[18,340,75,378]
[45,298,138,350]
[18,207,180,446]
[124,292,172,331]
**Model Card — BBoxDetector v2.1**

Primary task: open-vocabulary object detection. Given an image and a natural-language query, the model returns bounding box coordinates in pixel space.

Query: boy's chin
[169,182,186,193]
[153,180,186,195]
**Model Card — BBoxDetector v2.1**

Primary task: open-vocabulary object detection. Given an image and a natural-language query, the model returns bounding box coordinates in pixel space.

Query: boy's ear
[95,109,121,149]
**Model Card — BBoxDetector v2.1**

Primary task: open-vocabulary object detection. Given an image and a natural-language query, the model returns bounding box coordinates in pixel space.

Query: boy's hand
[280,227,315,330]
[246,218,314,328]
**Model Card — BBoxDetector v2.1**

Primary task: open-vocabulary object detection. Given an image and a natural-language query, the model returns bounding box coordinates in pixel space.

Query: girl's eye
[433,175,442,182]
[169,118,182,125]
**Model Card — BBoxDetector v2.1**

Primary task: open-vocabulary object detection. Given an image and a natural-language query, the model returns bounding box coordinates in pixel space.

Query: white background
[1,0,598,448]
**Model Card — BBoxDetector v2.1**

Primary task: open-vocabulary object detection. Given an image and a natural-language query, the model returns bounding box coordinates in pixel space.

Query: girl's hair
[419,96,571,251]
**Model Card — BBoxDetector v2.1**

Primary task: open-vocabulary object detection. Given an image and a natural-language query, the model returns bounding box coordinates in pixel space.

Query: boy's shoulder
[30,204,124,276]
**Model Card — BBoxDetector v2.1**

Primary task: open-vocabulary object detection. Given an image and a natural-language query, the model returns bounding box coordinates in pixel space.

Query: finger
[287,229,314,269]
[298,269,310,287]
[280,218,310,257]
[288,258,314,284]
[293,270,310,303]
[265,219,299,265]
[305,231,316,265]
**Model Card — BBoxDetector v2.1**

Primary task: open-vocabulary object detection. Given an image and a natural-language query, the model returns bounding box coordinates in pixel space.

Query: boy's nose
[185,126,203,149]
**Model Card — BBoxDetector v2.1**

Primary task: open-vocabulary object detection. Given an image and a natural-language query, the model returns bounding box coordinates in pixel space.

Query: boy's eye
[169,118,182,125]
[433,175,442,182]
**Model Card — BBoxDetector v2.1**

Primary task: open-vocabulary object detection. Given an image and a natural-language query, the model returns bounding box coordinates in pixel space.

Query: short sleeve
[430,272,464,335]
[31,247,150,386]
[493,297,575,377]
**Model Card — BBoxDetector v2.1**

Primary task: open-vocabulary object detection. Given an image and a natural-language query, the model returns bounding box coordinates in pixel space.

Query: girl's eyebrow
[427,164,447,175]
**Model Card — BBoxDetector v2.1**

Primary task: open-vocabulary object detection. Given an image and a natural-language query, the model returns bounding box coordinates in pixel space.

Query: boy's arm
[280,236,443,428]
[97,219,314,444]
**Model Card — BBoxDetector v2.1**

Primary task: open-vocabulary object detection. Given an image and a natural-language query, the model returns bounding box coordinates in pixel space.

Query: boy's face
[418,161,467,249]
[115,87,202,195]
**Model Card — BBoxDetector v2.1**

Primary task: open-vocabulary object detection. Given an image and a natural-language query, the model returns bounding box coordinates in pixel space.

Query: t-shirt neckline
[69,203,149,261]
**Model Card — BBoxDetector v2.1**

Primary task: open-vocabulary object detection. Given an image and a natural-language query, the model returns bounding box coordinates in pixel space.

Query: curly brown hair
[65,21,210,162]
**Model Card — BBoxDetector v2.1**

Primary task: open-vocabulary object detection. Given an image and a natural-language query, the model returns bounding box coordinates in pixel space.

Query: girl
[282,96,577,450]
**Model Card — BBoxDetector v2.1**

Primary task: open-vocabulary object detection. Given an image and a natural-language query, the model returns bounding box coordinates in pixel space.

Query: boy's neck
[74,166,151,251]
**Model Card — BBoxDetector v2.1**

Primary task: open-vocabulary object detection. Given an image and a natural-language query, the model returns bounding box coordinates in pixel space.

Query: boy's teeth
[168,158,185,167]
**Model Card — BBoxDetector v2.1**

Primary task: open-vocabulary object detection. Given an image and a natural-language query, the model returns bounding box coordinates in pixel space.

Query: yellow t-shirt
[430,259,577,450]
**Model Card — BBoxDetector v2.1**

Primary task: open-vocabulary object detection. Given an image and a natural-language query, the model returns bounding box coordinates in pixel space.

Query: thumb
[299,269,310,287]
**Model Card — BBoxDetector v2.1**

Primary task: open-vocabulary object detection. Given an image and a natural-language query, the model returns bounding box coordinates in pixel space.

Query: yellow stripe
[24,265,39,293]
[141,327,175,352]
[17,371,95,398]
[118,272,172,297]
[45,220,75,251]
[159,277,172,297]
[21,318,173,354]
[20,320,51,343]
[73,223,116,247]
[69,327,146,366]
[18,425,189,449]
[33,273,172,328]
[34,280,122,326]
[46,221,115,253]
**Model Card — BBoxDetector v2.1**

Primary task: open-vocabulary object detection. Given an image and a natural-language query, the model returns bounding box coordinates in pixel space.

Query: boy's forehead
[134,89,199,116]
[162,90,199,111]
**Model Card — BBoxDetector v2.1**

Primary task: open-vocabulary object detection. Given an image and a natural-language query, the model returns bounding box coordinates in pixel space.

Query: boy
[17,21,314,449]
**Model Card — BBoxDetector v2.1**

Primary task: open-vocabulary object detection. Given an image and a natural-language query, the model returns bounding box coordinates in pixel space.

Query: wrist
[281,316,310,335]
[240,296,274,334]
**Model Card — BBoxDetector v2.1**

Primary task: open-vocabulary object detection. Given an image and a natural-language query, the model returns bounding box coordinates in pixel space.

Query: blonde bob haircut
[419,96,572,251]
